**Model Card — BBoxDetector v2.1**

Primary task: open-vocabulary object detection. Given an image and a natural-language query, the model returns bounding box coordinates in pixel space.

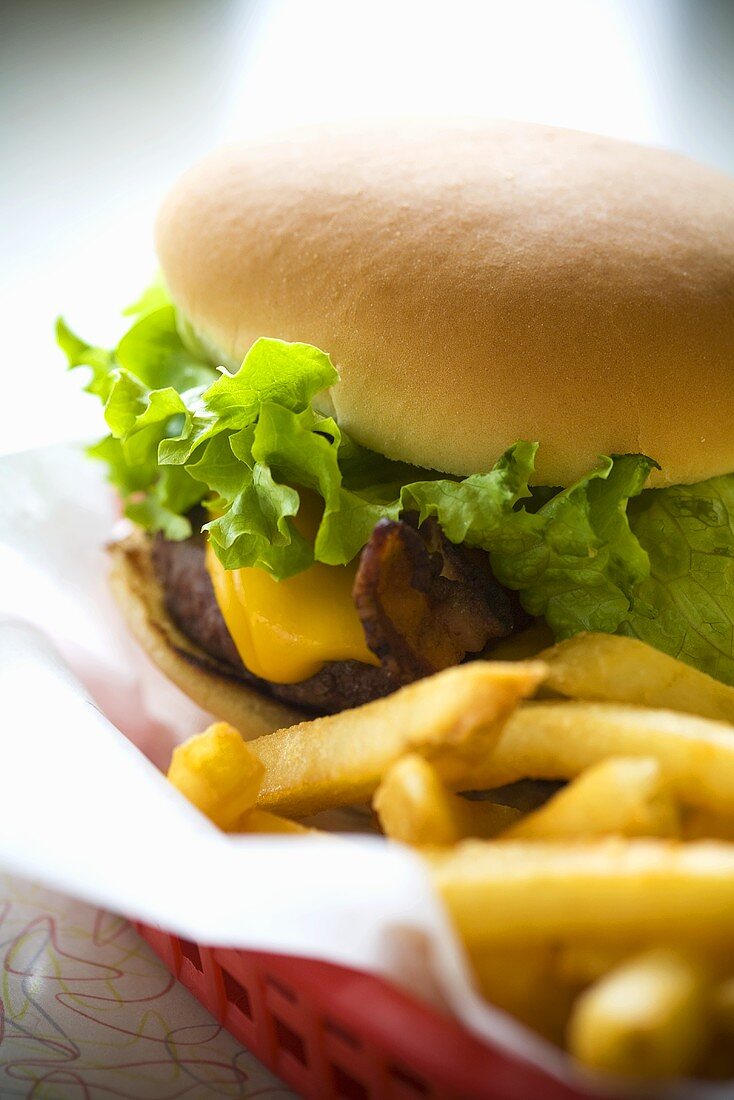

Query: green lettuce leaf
[57,290,216,529]
[401,442,537,545]
[620,477,734,684]
[122,278,171,318]
[125,468,201,541]
[85,435,156,496]
[316,486,403,566]
[489,454,657,636]
[56,318,116,401]
[116,305,215,392]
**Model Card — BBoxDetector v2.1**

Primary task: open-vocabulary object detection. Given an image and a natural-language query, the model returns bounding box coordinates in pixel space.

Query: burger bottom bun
[108,533,304,738]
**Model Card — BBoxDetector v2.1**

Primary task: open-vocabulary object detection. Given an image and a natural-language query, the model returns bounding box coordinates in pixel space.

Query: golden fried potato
[540,633,734,723]
[427,838,734,946]
[167,722,264,830]
[567,947,708,1078]
[469,945,576,1046]
[481,702,734,817]
[250,661,545,816]
[374,755,521,845]
[502,757,679,840]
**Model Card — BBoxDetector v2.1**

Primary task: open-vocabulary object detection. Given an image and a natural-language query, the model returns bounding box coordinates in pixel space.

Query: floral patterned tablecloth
[0,875,295,1099]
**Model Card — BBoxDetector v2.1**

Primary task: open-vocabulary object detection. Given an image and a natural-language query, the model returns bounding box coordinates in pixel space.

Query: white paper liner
[0,442,727,1099]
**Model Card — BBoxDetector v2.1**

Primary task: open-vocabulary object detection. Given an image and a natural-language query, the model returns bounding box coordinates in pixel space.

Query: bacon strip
[352,517,520,685]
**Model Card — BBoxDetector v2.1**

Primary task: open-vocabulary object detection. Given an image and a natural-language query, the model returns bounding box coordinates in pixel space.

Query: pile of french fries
[167,633,734,1083]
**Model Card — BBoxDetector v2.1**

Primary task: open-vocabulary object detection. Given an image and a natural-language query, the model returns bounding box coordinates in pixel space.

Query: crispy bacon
[352,517,520,685]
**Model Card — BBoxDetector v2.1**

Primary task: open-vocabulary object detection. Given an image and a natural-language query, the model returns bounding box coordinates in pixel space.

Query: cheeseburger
[58,119,734,735]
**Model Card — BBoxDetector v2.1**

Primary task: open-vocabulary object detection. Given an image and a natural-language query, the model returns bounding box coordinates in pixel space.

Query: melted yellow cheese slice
[205,543,380,683]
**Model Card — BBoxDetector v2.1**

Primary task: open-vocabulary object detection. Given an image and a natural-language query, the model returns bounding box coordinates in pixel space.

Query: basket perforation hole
[389,1063,430,1096]
[331,1064,368,1100]
[222,968,252,1020]
[324,1017,361,1050]
[179,938,202,973]
[273,1016,307,1066]
[266,975,298,1004]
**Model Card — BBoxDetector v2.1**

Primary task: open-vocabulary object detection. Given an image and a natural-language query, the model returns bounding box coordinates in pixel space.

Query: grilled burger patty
[151,533,397,714]
[151,516,524,716]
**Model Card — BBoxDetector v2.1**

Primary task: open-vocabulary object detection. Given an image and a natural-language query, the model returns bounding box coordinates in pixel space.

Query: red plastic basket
[136,922,613,1100]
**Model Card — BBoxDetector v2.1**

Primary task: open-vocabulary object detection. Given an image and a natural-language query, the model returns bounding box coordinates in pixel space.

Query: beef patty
[152,513,524,716]
[151,533,397,714]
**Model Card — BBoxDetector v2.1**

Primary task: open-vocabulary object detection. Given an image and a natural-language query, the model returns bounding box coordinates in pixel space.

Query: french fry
[167,722,264,830]
[540,633,734,724]
[481,702,734,817]
[427,839,734,947]
[250,661,545,816]
[567,947,709,1078]
[166,643,734,1082]
[469,945,575,1045]
[235,809,312,835]
[374,755,521,845]
[502,757,679,840]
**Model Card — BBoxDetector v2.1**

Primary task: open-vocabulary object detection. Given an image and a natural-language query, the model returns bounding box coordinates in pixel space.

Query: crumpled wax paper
[0,443,726,1100]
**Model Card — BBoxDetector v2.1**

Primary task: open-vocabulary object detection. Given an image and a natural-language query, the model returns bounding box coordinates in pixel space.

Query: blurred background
[2,0,733,454]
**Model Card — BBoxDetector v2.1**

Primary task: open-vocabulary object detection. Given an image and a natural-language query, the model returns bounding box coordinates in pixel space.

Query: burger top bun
[156,118,734,487]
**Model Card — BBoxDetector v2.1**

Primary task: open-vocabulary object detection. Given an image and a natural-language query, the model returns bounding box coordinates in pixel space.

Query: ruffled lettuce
[489,455,657,636]
[621,479,734,684]
[56,293,216,539]
[58,293,734,683]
